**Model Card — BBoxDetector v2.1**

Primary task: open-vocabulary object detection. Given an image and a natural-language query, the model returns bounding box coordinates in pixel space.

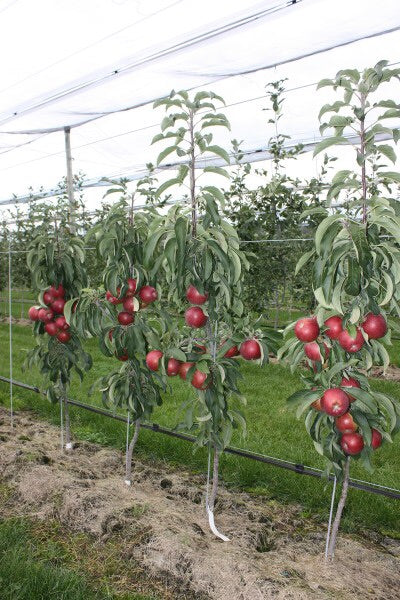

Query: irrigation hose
[0,374,399,500]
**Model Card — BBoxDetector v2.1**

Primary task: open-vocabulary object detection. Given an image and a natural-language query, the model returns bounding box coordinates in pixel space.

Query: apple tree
[279,60,400,558]
[24,223,92,449]
[69,181,171,483]
[146,90,280,537]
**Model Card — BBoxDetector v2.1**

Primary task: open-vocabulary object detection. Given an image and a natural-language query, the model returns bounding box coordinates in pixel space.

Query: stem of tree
[64,395,71,448]
[189,110,197,237]
[209,444,219,511]
[327,456,350,559]
[360,93,367,225]
[125,418,141,483]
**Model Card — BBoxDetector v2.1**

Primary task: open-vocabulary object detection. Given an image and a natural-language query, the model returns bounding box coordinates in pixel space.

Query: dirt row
[0,407,399,599]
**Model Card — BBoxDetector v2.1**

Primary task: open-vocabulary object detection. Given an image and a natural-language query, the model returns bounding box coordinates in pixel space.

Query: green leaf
[378,144,397,164]
[167,348,187,362]
[317,78,334,90]
[156,145,178,166]
[203,166,230,178]
[155,178,181,197]
[378,171,400,184]
[313,136,348,157]
[206,145,230,164]
[314,214,343,255]
[295,249,315,275]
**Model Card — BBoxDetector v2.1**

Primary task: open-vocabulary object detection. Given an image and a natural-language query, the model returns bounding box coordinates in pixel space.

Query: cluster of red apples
[294,313,386,456]
[106,278,158,361]
[145,284,263,390]
[28,285,71,343]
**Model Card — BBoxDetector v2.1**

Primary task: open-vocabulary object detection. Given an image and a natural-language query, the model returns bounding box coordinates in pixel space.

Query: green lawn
[0,517,157,600]
[0,323,399,536]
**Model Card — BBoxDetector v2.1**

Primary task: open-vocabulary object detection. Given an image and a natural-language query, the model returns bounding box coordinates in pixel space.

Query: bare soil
[0,406,399,600]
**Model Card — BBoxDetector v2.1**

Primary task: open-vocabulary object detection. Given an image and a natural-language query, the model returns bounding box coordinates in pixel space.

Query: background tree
[225,80,327,321]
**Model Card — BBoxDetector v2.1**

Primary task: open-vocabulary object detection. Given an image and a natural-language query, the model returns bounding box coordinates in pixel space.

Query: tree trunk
[64,396,72,449]
[327,457,350,559]
[125,419,141,485]
[209,445,219,512]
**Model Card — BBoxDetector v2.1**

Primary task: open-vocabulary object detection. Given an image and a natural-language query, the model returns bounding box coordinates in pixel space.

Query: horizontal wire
[0,0,297,128]
[0,373,398,499]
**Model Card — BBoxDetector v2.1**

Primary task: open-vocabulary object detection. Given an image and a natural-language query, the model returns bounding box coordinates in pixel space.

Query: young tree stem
[327,456,350,559]
[359,93,367,224]
[209,445,219,511]
[189,110,197,237]
[125,418,141,483]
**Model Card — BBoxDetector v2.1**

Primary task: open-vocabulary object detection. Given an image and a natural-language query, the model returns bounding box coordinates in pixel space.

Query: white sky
[0,0,399,218]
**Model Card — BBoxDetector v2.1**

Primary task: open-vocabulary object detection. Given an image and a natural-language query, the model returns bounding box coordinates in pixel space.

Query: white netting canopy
[0,0,399,208]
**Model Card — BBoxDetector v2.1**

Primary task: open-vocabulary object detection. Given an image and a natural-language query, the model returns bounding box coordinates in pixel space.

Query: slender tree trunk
[327,457,350,559]
[359,94,367,225]
[125,419,141,484]
[209,445,219,511]
[189,111,197,237]
[64,395,72,449]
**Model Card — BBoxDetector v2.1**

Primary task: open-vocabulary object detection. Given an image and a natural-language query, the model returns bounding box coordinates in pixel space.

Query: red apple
[57,330,71,343]
[335,412,357,433]
[39,308,54,323]
[45,322,59,336]
[28,306,39,321]
[362,313,387,339]
[106,290,123,305]
[371,428,382,449]
[294,317,320,342]
[340,432,364,455]
[321,388,350,416]
[139,286,158,303]
[338,328,364,353]
[51,298,66,314]
[340,376,361,401]
[126,278,137,296]
[122,296,136,313]
[185,306,208,328]
[116,352,129,361]
[179,362,195,381]
[224,345,240,358]
[167,358,181,377]
[146,350,163,371]
[191,369,210,390]
[118,311,134,326]
[324,316,343,339]
[304,342,330,362]
[51,284,65,298]
[240,339,261,360]
[186,285,208,305]
[43,291,55,306]
[55,316,68,330]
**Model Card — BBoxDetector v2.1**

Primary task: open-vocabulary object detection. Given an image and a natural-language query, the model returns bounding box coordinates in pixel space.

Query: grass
[0,323,399,536]
[0,517,156,600]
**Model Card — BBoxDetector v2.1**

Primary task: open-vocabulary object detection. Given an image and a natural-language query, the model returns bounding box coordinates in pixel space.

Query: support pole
[64,126,75,234]
[8,236,13,428]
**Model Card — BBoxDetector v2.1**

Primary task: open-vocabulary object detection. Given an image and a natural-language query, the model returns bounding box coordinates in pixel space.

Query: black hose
[0,374,399,500]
